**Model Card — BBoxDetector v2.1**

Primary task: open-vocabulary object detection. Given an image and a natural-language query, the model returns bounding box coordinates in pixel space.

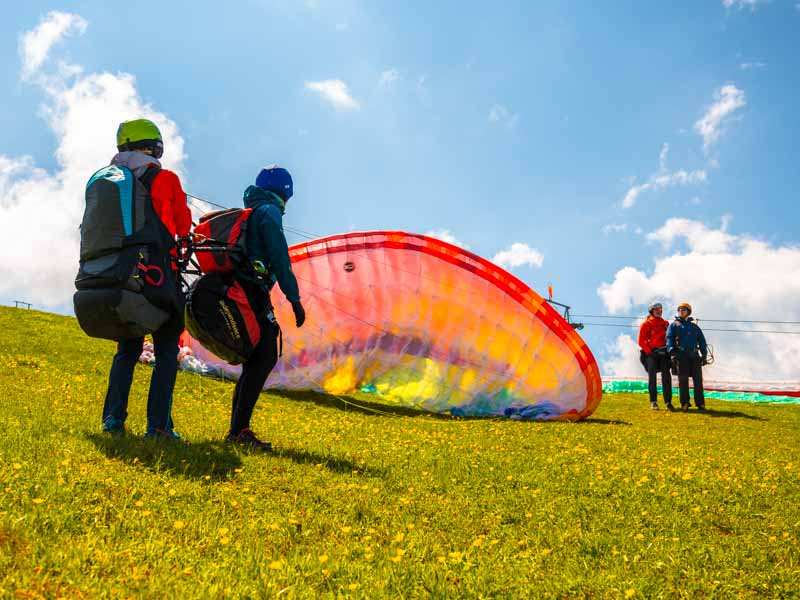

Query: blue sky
[1,1,799,379]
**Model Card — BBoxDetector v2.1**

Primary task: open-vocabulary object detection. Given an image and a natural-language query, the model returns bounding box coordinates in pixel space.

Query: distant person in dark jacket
[638,302,673,411]
[226,165,306,451]
[666,302,708,412]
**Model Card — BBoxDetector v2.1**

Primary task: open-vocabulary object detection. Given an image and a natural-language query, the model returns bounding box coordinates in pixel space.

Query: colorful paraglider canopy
[185,231,602,421]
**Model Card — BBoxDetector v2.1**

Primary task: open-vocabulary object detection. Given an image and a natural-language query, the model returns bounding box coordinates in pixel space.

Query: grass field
[0,306,798,598]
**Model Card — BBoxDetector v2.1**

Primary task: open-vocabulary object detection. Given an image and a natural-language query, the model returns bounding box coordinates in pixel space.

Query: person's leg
[146,310,183,436]
[646,355,659,408]
[660,356,674,409]
[102,336,144,431]
[677,357,691,410]
[230,376,244,433]
[230,328,279,435]
[691,357,706,409]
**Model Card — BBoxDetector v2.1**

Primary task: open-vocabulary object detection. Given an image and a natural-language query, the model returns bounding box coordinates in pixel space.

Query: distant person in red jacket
[638,302,674,411]
[101,119,192,439]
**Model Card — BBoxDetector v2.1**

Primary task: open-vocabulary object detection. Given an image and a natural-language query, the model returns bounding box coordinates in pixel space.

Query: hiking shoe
[226,428,272,452]
[665,403,676,412]
[696,405,707,412]
[102,416,126,436]
[650,402,659,411]
[145,428,182,441]
[681,405,689,413]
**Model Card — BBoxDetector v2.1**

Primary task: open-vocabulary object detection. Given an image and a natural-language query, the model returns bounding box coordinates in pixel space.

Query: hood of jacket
[111,151,161,178]
[243,185,286,214]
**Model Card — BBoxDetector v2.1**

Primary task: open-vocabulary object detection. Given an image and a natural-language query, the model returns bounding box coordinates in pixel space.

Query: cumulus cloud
[598,218,800,380]
[488,104,519,129]
[694,84,746,153]
[379,68,399,87]
[739,61,766,70]
[0,11,186,311]
[18,10,87,78]
[492,243,544,270]
[622,143,707,208]
[305,79,360,110]
[602,223,629,235]
[424,229,471,249]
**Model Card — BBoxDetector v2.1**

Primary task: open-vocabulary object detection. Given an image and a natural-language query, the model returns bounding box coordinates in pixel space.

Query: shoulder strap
[138,166,162,192]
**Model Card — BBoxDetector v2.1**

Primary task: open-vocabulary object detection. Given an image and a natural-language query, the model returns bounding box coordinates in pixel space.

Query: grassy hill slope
[0,306,798,598]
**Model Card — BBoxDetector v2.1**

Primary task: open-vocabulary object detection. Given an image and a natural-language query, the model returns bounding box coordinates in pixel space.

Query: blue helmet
[255,165,293,200]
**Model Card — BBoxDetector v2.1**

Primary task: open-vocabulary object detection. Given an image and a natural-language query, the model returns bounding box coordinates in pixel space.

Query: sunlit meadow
[1,307,798,598]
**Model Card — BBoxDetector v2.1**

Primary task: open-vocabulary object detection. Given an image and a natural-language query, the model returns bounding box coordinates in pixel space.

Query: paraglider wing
[188,231,602,420]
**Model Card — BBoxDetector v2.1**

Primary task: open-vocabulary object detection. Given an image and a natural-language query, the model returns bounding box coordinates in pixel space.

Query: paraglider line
[580,322,800,335]
[573,314,800,326]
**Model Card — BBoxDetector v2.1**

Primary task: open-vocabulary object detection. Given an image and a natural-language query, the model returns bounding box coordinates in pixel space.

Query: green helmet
[116,119,164,158]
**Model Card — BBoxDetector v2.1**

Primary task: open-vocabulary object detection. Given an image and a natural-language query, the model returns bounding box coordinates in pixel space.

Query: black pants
[102,305,184,433]
[677,355,705,408]
[646,353,672,405]
[230,319,280,434]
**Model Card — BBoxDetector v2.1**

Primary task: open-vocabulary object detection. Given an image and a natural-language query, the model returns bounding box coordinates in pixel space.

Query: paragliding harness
[74,165,180,341]
[176,209,282,365]
[639,346,668,374]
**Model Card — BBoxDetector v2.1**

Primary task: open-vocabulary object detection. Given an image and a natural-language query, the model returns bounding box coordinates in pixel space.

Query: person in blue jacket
[666,302,708,412]
[226,165,306,450]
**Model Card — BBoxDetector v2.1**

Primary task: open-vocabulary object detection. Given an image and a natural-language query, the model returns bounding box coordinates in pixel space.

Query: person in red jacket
[101,119,192,439]
[638,302,674,411]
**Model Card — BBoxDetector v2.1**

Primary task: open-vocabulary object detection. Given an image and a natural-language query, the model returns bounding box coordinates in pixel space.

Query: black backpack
[73,164,179,341]
[185,272,274,365]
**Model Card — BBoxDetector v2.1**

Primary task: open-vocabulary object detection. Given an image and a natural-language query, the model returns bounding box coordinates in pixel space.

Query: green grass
[0,306,798,598]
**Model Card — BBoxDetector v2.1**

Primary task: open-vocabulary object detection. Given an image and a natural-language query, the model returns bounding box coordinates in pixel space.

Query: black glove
[291,301,306,328]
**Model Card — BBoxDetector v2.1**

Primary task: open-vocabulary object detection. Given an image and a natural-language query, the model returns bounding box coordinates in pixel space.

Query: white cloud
[646,217,736,254]
[0,12,186,311]
[622,143,707,208]
[604,334,644,379]
[694,84,746,153]
[722,0,766,9]
[602,223,629,235]
[739,61,766,70]
[424,229,470,249]
[491,243,544,270]
[598,217,800,380]
[19,10,87,78]
[305,79,360,110]
[379,68,399,87]
[488,104,520,129]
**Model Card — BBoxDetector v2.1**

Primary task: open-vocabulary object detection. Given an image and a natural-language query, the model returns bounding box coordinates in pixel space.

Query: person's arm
[150,170,192,237]
[169,172,192,237]
[638,322,651,354]
[697,326,708,359]
[257,205,301,303]
[666,323,676,354]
